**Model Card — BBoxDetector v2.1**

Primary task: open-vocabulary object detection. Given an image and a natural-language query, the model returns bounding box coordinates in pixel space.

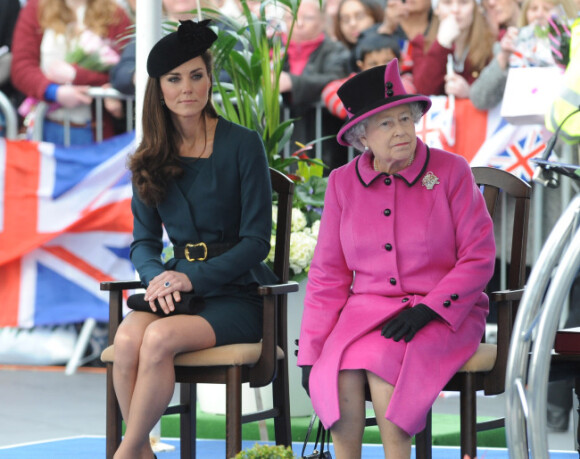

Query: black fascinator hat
[336,59,431,147]
[147,19,218,78]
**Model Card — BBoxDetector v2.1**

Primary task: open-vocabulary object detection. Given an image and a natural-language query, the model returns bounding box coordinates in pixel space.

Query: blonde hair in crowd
[38,0,121,36]
[425,0,495,72]
[516,0,578,27]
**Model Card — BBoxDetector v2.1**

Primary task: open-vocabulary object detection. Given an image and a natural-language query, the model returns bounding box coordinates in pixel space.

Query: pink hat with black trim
[336,59,431,147]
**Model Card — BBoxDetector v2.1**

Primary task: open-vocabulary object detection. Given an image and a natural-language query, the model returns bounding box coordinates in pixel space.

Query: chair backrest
[471,166,531,393]
[250,168,295,386]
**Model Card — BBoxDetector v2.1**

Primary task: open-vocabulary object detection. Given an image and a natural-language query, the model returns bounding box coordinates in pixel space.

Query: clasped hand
[144,271,193,315]
[381,304,438,342]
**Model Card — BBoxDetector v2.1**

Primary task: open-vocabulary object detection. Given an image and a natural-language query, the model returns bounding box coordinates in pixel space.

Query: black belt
[173,242,236,261]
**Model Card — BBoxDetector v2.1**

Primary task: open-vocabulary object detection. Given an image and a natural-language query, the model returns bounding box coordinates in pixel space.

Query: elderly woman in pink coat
[297,58,496,459]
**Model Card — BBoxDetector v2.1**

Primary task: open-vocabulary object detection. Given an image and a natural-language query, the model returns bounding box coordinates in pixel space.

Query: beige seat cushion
[458,343,497,372]
[101,343,284,367]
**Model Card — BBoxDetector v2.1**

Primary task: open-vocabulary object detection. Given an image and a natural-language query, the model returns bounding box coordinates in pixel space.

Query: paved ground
[0,365,577,453]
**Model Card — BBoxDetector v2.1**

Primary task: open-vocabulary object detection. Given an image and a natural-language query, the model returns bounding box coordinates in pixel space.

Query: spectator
[0,0,22,136]
[366,0,434,73]
[411,0,495,97]
[110,0,201,96]
[334,0,385,72]
[322,30,415,119]
[482,0,521,38]
[470,0,576,110]
[279,0,351,171]
[335,0,384,50]
[11,0,131,145]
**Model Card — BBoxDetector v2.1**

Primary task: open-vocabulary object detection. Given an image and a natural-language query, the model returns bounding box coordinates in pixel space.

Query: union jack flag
[0,133,136,328]
[486,127,546,181]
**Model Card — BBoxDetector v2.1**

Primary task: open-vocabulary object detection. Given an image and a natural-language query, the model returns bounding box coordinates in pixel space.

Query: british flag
[0,133,136,328]
[418,97,548,181]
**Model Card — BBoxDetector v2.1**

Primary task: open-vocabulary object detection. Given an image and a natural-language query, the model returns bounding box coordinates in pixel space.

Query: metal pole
[135,0,163,144]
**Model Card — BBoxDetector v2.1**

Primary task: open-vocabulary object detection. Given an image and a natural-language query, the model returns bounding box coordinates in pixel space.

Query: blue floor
[0,436,578,459]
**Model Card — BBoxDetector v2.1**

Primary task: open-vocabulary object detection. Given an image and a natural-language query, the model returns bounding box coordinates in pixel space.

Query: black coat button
[451,294,459,300]
[402,297,409,303]
[384,178,392,185]
[443,300,451,307]
[384,209,391,216]
[390,277,397,285]
[385,243,392,251]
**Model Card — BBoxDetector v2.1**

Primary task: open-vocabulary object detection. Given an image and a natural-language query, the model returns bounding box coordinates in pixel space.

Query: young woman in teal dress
[111,20,276,459]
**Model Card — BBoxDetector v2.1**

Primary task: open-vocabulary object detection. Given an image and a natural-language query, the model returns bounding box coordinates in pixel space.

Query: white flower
[288,230,317,275]
[291,208,307,232]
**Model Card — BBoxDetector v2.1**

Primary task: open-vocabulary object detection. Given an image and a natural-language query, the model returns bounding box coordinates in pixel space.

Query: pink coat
[297,139,496,436]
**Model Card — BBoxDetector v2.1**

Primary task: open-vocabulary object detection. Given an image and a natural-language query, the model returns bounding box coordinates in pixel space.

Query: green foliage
[231,443,296,459]
[205,0,304,171]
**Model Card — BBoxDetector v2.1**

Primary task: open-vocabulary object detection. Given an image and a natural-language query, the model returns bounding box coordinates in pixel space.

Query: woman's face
[338,0,377,45]
[525,0,558,26]
[291,0,325,43]
[160,56,211,120]
[436,0,475,31]
[163,0,198,21]
[362,104,417,168]
[483,0,520,27]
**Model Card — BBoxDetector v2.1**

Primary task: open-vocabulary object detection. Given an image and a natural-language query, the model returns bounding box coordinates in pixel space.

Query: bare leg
[367,371,412,459]
[113,314,216,459]
[113,312,158,422]
[330,370,366,459]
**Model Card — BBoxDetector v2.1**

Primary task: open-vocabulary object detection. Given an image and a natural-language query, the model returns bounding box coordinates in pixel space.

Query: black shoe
[547,406,570,432]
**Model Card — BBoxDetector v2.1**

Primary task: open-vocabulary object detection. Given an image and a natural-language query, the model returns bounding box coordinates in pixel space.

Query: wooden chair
[412,166,532,458]
[100,168,299,458]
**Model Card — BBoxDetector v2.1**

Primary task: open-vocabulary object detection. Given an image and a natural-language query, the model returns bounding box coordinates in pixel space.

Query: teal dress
[130,118,277,345]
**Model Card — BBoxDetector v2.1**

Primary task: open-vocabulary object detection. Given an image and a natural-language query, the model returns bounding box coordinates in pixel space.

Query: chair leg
[415,409,432,459]
[272,360,292,447]
[225,367,243,459]
[106,363,122,459]
[459,374,477,459]
[180,383,197,459]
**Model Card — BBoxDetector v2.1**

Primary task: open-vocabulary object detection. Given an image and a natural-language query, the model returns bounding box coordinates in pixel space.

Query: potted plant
[232,443,296,459]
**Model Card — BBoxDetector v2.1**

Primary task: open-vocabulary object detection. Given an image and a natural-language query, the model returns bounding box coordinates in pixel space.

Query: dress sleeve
[129,187,165,286]
[297,170,353,365]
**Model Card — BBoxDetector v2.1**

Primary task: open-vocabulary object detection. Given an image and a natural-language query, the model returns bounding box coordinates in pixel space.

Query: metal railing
[0,90,18,140]
[31,87,134,146]
[506,157,580,458]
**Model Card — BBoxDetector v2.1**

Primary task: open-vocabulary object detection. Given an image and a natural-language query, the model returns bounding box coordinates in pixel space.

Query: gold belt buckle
[185,242,208,261]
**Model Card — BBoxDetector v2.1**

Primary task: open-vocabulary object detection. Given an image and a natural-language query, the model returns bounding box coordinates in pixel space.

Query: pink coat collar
[356,138,430,187]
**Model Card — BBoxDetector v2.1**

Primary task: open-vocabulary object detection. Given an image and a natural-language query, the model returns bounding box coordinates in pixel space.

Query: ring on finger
[164,281,171,288]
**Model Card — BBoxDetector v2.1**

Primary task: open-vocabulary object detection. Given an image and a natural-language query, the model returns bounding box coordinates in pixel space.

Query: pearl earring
[364,146,369,151]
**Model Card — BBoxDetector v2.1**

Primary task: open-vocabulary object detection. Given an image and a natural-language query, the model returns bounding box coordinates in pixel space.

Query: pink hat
[336,59,431,147]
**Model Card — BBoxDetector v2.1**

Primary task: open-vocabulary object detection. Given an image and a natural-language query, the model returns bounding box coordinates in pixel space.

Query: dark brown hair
[128,51,218,207]
[334,0,385,49]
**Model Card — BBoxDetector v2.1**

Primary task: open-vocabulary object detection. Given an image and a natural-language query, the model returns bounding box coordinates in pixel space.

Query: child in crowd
[322,31,414,119]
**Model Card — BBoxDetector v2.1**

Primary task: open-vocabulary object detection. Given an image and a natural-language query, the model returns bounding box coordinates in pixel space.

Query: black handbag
[126,292,205,316]
[301,413,332,459]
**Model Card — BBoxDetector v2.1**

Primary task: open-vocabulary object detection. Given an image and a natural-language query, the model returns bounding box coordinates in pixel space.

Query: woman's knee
[138,322,175,364]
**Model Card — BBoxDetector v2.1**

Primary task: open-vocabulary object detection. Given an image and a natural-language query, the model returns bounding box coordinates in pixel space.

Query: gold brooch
[422,172,440,190]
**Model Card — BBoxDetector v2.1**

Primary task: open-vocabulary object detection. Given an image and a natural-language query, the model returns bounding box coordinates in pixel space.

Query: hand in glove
[381,304,438,342]
[302,365,313,397]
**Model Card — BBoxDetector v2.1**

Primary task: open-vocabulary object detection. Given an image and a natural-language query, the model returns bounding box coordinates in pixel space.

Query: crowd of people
[1,0,577,149]
[1,0,580,457]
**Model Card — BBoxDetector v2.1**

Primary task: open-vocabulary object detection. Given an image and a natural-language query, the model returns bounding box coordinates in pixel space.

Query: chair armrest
[257,281,300,296]
[100,280,142,291]
[489,288,524,303]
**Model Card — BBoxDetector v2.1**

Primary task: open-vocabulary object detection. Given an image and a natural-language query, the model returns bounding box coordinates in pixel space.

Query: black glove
[381,304,438,342]
[302,365,313,397]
